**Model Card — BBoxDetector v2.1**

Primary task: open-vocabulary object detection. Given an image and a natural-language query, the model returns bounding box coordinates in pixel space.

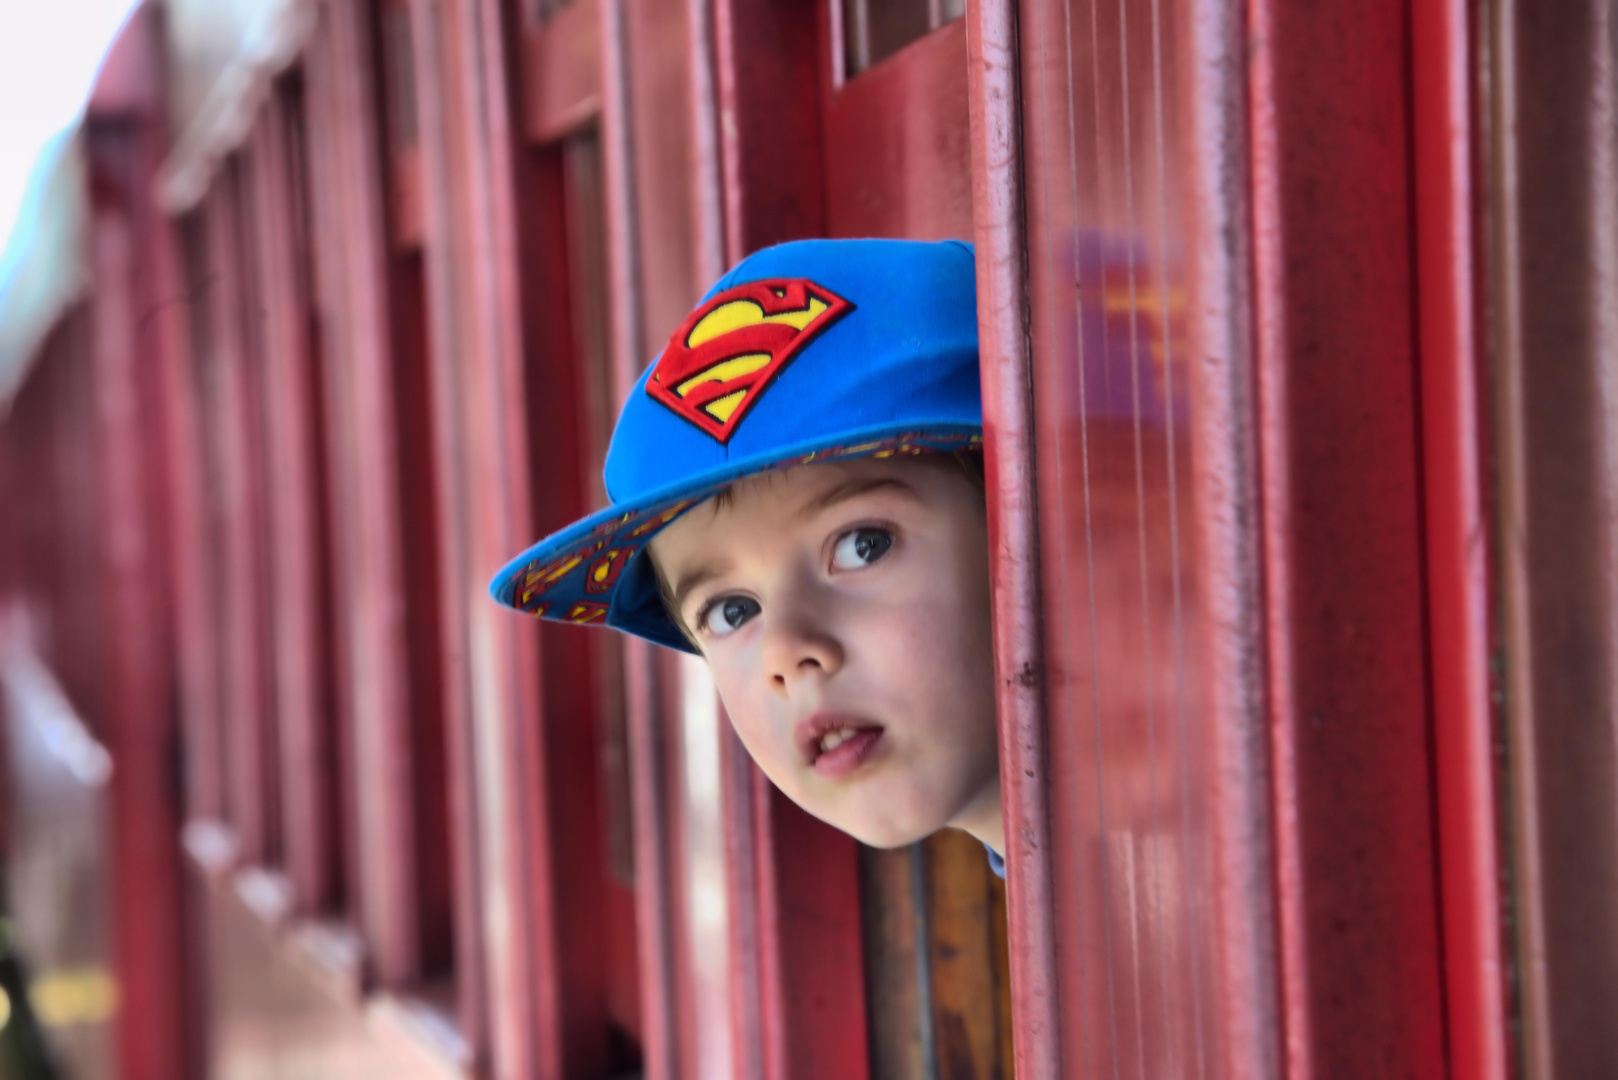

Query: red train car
[0,0,1614,1078]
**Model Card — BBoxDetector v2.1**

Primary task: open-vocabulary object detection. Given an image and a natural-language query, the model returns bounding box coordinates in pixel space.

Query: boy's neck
[951,781,1006,856]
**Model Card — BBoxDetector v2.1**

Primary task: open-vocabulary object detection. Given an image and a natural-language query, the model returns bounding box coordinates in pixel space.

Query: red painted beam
[1410,0,1510,1076]
[303,1,423,988]
[86,86,192,1078]
[963,4,1059,1080]
[405,0,492,1062]
[1247,0,1448,1074]
[248,96,342,915]
[597,4,683,1079]
[204,170,278,868]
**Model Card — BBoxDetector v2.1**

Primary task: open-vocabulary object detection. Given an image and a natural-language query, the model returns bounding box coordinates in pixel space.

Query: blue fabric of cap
[488,237,983,652]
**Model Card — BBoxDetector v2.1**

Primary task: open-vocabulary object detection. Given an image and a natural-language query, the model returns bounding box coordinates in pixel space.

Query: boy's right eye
[699,595,761,636]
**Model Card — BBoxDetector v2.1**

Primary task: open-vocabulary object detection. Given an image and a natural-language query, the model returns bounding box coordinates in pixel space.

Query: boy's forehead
[649,457,933,561]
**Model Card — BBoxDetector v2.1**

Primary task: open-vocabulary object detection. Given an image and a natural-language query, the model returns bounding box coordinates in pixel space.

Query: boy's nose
[762,610,844,696]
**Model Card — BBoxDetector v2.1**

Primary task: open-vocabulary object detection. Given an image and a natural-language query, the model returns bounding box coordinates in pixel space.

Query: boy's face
[648,455,1000,848]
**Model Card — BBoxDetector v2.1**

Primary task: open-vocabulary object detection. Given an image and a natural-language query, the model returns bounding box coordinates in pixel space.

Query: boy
[489,238,1005,869]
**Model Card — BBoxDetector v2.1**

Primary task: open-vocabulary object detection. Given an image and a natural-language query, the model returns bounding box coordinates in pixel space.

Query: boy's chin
[834,811,948,850]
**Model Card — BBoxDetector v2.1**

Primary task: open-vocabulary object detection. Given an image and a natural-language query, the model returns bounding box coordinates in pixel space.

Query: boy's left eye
[831,527,893,570]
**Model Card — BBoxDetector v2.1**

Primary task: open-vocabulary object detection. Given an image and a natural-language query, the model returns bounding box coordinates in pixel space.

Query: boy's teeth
[820,729,854,754]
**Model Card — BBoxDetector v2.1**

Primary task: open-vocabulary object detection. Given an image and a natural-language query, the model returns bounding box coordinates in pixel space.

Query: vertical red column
[963,5,1058,1079]
[407,0,492,1064]
[1247,0,1447,1072]
[600,4,682,1079]
[203,172,277,867]
[1006,0,1287,1074]
[303,0,423,988]
[82,13,192,1070]
[246,96,342,913]
[1488,1,1618,1074]
[1411,0,1510,1077]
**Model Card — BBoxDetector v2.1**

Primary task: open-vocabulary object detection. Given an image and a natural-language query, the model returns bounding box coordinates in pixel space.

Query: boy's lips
[795,712,886,779]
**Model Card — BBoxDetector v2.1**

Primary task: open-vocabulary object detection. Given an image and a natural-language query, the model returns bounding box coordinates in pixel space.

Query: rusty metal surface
[1490,0,1618,1075]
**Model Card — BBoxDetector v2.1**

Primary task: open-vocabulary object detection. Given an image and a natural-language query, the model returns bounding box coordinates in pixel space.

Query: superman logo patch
[647,279,853,442]
[565,602,609,624]
[518,541,604,606]
[585,548,635,593]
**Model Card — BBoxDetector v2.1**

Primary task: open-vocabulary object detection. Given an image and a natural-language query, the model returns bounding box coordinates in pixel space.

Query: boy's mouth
[795,712,885,779]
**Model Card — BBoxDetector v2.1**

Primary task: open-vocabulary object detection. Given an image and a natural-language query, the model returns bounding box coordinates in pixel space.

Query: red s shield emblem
[647,279,853,442]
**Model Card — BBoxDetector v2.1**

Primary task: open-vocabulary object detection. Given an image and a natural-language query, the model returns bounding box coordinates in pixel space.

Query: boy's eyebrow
[670,560,730,612]
[790,476,919,525]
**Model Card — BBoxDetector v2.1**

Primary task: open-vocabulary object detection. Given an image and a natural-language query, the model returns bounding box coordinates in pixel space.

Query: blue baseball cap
[488,237,983,652]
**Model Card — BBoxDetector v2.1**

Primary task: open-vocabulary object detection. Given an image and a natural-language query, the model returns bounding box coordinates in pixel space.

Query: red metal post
[203,170,276,867]
[1488,0,1618,1073]
[158,221,226,827]
[1247,0,1448,1074]
[304,0,423,987]
[1180,0,1283,1068]
[407,0,491,1061]
[247,97,340,914]
[294,17,373,942]
[403,0,549,1072]
[83,22,194,1066]
[1410,0,1511,1076]
[963,6,1060,1080]
[598,4,684,1080]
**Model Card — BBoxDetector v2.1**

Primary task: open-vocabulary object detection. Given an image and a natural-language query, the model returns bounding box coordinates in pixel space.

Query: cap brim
[488,422,982,652]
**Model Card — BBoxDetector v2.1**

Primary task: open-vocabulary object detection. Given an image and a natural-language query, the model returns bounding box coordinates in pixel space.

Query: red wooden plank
[1410,1,1510,1076]
[963,6,1058,1080]
[521,0,602,143]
